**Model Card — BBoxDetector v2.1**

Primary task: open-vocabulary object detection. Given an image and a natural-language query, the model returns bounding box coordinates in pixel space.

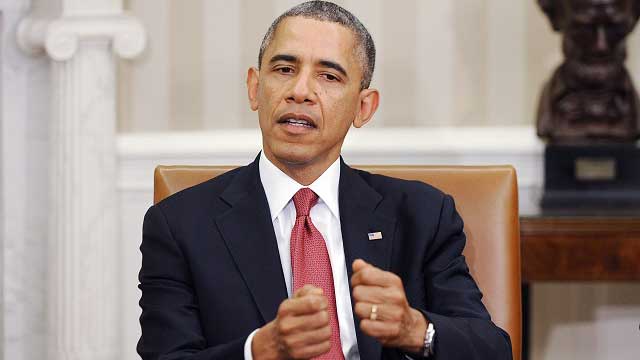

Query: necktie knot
[293,188,318,217]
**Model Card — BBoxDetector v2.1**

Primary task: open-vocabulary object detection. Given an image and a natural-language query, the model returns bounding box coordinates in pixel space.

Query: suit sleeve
[137,205,246,360]
[420,195,512,360]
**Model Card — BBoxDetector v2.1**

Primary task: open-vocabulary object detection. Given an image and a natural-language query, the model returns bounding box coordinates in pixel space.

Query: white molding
[17,14,146,60]
[117,126,544,158]
[116,126,545,215]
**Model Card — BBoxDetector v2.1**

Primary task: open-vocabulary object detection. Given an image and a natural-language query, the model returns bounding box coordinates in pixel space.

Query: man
[138,2,512,359]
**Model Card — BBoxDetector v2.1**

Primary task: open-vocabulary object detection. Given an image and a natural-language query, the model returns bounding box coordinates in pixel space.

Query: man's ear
[353,88,379,128]
[247,67,260,111]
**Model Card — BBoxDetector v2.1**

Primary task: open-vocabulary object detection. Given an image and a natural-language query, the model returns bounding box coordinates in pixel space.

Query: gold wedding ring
[370,304,378,321]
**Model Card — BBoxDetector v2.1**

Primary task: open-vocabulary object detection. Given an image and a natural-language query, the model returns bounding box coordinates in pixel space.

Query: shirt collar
[259,152,341,221]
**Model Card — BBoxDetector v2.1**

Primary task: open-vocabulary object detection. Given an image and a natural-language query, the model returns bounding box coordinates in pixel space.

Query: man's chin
[275,152,316,167]
[263,144,310,164]
[264,141,341,171]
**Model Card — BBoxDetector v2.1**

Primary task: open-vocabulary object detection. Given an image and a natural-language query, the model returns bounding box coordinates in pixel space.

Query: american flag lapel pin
[368,231,383,241]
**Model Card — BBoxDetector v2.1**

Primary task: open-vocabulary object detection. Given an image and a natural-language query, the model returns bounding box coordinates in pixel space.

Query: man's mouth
[277,114,317,129]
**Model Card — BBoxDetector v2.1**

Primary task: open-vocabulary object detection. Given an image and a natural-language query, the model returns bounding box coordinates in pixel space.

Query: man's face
[562,0,636,83]
[247,17,378,172]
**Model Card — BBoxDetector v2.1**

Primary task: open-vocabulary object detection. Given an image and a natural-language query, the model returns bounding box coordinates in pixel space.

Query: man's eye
[322,73,339,82]
[276,67,294,74]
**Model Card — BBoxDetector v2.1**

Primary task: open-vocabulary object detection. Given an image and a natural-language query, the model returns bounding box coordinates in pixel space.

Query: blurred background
[2,0,640,359]
[119,0,580,131]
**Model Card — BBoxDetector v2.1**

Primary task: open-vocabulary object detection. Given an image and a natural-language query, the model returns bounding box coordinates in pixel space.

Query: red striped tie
[290,188,345,359]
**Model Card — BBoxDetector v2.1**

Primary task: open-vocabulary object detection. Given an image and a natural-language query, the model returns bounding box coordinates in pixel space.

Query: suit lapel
[213,157,398,358]
[214,157,288,323]
[339,160,397,360]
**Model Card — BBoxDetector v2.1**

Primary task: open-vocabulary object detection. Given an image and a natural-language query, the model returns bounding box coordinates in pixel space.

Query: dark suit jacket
[138,156,512,360]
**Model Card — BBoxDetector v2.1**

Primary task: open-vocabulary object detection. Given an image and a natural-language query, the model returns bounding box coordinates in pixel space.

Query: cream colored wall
[120,0,640,132]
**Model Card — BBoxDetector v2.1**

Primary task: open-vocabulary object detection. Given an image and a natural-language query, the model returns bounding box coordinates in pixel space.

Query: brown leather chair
[154,165,522,360]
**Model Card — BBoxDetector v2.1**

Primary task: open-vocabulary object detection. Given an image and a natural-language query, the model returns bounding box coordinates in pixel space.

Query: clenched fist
[252,285,332,360]
[351,259,428,354]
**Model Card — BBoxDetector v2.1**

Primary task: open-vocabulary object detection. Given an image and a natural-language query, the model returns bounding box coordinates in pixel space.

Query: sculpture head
[537,0,640,143]
[539,0,640,86]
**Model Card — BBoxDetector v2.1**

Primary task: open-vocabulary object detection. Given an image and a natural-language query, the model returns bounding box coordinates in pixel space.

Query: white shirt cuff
[243,328,260,360]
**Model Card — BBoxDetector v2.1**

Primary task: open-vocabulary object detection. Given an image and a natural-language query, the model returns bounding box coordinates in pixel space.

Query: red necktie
[290,188,345,360]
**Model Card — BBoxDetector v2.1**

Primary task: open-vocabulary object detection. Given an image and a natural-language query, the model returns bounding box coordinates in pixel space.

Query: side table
[519,216,640,359]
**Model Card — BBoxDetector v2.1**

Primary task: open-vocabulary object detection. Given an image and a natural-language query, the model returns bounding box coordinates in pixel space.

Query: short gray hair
[258,1,376,89]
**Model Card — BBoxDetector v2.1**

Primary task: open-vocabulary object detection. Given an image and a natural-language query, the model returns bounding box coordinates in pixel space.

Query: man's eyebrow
[269,54,298,64]
[268,54,348,78]
[319,60,348,78]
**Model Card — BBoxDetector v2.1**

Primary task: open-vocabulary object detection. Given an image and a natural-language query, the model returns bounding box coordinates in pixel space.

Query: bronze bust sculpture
[537,0,640,144]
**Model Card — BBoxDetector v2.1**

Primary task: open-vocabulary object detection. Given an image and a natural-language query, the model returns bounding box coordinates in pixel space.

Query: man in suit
[138,1,512,359]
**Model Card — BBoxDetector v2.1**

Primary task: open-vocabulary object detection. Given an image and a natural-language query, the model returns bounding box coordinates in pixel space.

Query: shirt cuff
[243,328,260,360]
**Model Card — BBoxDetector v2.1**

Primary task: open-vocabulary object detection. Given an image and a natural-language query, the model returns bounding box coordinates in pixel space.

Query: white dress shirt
[243,153,360,359]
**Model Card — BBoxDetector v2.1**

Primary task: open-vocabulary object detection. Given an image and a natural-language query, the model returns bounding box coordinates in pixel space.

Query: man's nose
[287,70,315,104]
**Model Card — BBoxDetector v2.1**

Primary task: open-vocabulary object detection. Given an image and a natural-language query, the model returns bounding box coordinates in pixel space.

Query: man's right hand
[252,285,332,360]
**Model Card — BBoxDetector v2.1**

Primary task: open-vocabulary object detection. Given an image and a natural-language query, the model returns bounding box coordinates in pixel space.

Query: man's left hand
[351,259,428,354]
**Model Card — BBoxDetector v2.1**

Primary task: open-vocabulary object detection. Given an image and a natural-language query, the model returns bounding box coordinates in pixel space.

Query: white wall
[0,0,50,359]
[532,283,640,360]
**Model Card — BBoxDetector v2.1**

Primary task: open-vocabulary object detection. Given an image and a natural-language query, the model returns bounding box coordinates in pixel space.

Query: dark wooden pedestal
[542,145,640,210]
[519,215,640,360]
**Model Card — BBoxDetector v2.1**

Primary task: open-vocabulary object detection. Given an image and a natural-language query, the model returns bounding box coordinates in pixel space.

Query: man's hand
[252,285,332,360]
[351,259,428,354]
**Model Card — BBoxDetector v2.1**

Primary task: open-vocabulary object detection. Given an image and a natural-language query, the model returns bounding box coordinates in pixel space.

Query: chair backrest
[154,165,521,360]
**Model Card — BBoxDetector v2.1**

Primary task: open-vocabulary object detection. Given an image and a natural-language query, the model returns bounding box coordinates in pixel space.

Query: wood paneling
[521,217,640,281]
